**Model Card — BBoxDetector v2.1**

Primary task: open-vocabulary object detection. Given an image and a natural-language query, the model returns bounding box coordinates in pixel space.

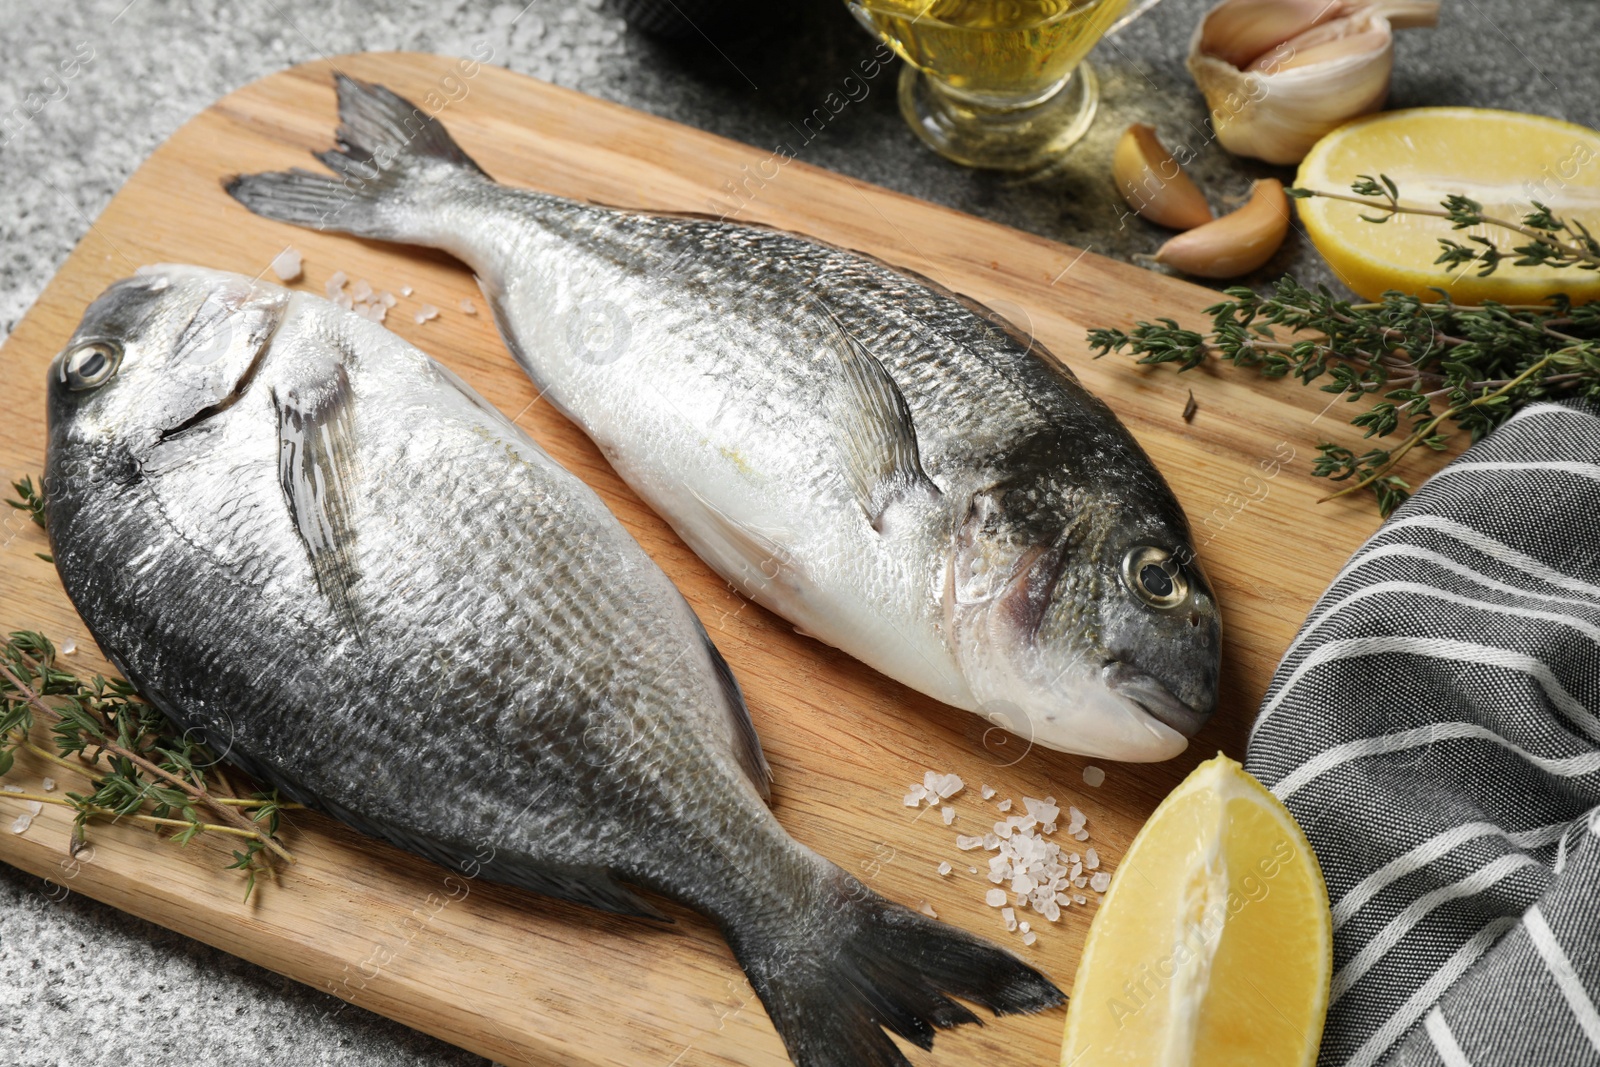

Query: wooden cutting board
[0,52,1398,1067]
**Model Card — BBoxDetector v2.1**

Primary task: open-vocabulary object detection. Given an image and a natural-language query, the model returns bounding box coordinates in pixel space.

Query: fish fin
[274,364,363,636]
[816,305,941,533]
[728,866,1064,1067]
[224,75,485,239]
[680,486,793,598]
[690,613,773,803]
[478,274,556,398]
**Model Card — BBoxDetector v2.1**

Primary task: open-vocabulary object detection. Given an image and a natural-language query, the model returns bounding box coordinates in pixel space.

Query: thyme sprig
[1287,175,1600,277]
[1091,179,1600,515]
[0,631,296,900]
[7,477,52,563]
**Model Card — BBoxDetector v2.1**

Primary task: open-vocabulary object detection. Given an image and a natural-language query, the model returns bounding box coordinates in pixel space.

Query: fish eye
[1120,546,1189,610]
[61,341,122,391]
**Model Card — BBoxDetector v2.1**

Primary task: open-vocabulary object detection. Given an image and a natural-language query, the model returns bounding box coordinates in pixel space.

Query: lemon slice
[1060,754,1330,1067]
[1296,108,1600,304]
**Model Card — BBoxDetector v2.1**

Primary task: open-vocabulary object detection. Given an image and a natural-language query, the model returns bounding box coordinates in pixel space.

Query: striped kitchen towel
[1246,400,1600,1067]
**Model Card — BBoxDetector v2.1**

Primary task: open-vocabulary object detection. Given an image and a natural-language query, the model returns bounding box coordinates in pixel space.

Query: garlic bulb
[1187,0,1439,165]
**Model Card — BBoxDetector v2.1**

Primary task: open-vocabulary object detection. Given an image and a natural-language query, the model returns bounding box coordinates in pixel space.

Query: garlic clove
[1188,0,1439,165]
[1198,0,1344,69]
[1247,27,1388,72]
[1113,124,1214,231]
[1154,178,1291,279]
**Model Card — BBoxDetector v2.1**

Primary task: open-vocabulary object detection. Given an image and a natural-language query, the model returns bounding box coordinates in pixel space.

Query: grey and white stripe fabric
[1246,401,1600,1067]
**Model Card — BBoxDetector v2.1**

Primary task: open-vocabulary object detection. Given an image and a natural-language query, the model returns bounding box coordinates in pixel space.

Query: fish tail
[726,862,1064,1067]
[224,74,485,241]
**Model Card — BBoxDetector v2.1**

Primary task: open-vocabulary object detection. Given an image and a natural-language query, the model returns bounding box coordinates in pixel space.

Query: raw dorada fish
[228,77,1221,761]
[44,266,1062,1067]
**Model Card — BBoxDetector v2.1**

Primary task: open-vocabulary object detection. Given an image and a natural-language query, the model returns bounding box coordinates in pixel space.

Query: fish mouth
[1102,661,1209,739]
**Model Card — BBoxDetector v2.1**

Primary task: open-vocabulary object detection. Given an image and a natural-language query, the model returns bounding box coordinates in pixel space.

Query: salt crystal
[997,798,1012,812]
[325,270,348,298]
[25,801,40,816]
[1083,765,1106,788]
[1090,872,1111,893]
[0,785,19,794]
[380,291,397,307]
[41,778,54,792]
[1012,874,1035,894]
[985,889,1007,907]
[270,247,303,282]
[941,806,955,825]
[1044,900,1061,922]
[936,773,964,798]
[923,770,940,792]
[1086,848,1100,870]
[1001,906,1015,925]
[1022,931,1037,946]
[938,861,952,876]
[460,298,478,315]
[351,279,373,302]
[987,870,1004,884]
[994,821,1013,839]
[1074,829,1090,841]
[982,833,1000,850]
[415,304,440,324]
[955,835,983,850]
[11,813,30,834]
[1055,892,1072,906]
[1073,875,1087,888]
[902,789,923,808]
[1074,894,1087,905]
[918,901,938,919]
[968,867,977,874]
[1019,920,1030,934]
[980,784,995,799]
[400,285,413,296]
[59,639,75,656]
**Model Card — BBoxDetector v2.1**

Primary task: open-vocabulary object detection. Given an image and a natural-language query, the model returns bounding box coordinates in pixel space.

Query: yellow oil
[849,0,1130,102]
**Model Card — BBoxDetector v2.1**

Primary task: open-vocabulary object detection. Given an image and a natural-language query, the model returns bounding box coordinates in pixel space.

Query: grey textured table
[0,1,1592,1063]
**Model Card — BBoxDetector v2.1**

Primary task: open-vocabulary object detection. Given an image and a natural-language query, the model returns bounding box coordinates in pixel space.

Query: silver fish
[227,76,1221,761]
[44,266,1062,1067]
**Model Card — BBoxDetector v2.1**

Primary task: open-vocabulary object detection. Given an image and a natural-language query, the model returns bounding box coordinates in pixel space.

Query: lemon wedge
[1060,754,1331,1067]
[1295,107,1600,304]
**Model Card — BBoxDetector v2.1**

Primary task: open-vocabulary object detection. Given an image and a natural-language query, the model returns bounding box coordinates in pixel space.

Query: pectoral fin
[275,364,363,635]
[817,305,940,532]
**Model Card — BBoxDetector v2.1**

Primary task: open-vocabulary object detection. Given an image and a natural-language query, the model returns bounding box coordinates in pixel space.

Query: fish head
[46,265,288,459]
[948,474,1221,763]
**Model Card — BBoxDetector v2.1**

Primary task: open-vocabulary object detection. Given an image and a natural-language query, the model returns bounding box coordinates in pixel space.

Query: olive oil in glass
[848,0,1131,169]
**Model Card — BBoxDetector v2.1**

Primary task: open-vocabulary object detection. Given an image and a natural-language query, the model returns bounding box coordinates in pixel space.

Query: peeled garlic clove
[1188,0,1439,165]
[1198,0,1343,69]
[1154,178,1291,279]
[1113,124,1214,231]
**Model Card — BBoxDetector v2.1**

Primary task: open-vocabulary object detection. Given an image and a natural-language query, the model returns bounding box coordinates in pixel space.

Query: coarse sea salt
[0,785,19,794]
[11,813,30,834]
[941,805,955,825]
[918,901,938,918]
[59,639,76,656]
[1022,931,1037,946]
[270,247,303,282]
[1082,765,1106,788]
[41,777,54,792]
[905,774,1108,945]
[461,298,477,315]
[415,304,441,325]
